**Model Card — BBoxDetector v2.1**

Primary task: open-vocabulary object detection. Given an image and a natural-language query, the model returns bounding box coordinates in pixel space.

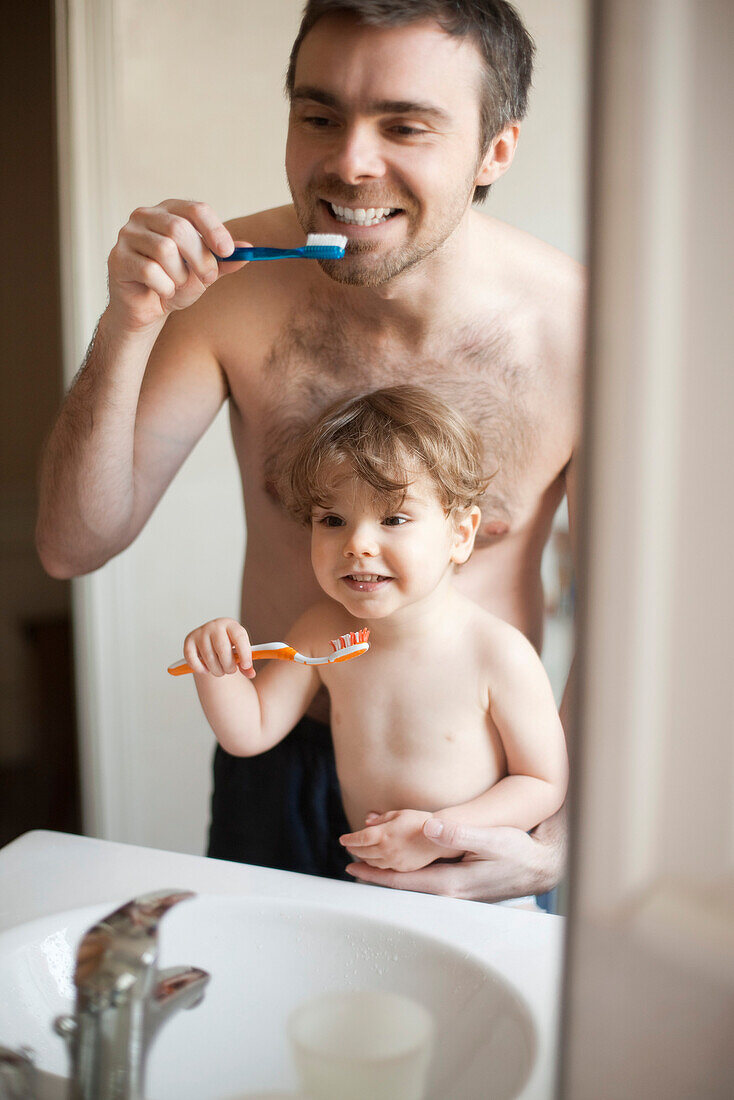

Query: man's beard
[289,181,473,288]
[317,233,446,287]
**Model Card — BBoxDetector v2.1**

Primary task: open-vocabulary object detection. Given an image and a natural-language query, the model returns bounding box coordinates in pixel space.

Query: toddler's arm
[341,629,568,873]
[183,615,321,756]
[458,628,569,832]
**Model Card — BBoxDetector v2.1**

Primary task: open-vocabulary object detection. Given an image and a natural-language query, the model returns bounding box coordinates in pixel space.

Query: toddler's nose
[343,523,379,557]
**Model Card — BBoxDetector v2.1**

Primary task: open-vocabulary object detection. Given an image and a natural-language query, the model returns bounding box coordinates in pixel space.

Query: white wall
[487,0,589,263]
[57,0,588,853]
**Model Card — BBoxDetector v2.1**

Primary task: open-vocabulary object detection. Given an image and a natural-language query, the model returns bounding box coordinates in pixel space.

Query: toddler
[182,386,568,876]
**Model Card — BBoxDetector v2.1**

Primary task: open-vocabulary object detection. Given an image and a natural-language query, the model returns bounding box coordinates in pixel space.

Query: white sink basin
[0,893,535,1099]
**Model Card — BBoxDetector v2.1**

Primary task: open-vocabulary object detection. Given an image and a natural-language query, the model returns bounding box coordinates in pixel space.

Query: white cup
[288,990,434,1100]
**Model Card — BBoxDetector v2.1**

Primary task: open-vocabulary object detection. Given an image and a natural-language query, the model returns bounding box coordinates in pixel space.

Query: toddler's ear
[451,506,481,565]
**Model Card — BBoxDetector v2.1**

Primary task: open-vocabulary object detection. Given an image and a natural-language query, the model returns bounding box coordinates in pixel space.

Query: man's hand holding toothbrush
[106,199,251,334]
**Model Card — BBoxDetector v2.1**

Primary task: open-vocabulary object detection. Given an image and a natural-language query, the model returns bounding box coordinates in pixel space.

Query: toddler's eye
[320,514,345,527]
[383,515,407,527]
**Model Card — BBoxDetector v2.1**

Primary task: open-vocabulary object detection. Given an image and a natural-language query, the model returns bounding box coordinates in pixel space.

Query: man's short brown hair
[285,0,535,203]
[280,384,492,525]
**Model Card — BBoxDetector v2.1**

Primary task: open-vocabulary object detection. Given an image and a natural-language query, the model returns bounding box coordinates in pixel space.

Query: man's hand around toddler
[345,809,567,902]
[339,810,465,873]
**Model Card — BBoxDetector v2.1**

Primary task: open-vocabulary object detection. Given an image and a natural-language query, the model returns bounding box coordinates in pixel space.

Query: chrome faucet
[52,889,210,1100]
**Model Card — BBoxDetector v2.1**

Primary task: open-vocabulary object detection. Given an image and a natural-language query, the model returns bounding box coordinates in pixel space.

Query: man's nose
[322,122,386,184]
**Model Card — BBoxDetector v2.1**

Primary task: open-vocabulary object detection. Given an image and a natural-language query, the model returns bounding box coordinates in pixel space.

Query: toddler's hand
[340,809,442,872]
[183,618,256,679]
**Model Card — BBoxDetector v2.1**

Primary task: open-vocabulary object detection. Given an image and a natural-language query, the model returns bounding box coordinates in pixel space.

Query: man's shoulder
[471,213,586,379]
[224,204,302,247]
[471,211,583,302]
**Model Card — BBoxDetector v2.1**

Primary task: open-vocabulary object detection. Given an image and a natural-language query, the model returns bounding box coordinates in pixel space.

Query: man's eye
[305,115,336,128]
[383,515,407,526]
[390,125,425,136]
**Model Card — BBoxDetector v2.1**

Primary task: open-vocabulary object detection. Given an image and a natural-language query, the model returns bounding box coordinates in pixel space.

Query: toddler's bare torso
[316,596,506,830]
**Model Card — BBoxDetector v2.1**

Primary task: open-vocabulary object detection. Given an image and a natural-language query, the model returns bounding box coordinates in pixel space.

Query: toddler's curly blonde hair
[280,385,492,526]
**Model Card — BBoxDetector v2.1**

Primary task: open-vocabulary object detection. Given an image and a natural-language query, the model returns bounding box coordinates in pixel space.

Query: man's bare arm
[36,200,248,578]
[558,447,580,751]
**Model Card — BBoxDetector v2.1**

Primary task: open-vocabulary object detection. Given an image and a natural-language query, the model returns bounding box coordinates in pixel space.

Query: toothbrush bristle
[305,233,348,249]
[330,628,370,652]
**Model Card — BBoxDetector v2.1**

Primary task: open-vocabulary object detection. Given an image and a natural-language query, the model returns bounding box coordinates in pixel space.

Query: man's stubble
[288,169,478,289]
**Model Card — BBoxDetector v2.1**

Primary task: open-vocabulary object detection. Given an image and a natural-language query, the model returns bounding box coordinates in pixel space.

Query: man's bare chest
[228,303,567,541]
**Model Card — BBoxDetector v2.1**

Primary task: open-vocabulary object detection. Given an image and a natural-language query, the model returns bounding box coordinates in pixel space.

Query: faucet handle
[147,965,211,1043]
[73,890,196,997]
[154,964,210,1006]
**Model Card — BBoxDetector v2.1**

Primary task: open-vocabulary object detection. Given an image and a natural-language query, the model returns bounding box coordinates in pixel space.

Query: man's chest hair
[255,296,548,528]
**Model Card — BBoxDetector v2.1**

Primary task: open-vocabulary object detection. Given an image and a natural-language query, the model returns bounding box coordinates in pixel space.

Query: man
[36,0,583,901]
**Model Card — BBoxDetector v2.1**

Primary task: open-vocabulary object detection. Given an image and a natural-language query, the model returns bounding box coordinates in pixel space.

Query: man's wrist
[527,811,568,894]
[99,303,167,348]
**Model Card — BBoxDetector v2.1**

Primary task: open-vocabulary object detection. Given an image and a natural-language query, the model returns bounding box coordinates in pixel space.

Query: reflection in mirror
[2,1,590,1097]
[9,1,587,921]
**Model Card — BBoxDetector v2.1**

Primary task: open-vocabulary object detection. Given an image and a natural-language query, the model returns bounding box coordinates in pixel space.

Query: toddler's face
[310,463,476,620]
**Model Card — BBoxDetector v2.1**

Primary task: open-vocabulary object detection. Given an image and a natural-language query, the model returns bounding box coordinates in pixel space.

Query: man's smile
[319,199,404,231]
[328,202,400,226]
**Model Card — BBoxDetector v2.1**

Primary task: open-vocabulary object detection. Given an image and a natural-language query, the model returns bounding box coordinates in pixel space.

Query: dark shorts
[206,715,351,880]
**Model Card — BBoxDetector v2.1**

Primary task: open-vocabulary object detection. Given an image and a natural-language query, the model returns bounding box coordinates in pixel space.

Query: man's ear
[475,123,520,188]
[451,506,481,565]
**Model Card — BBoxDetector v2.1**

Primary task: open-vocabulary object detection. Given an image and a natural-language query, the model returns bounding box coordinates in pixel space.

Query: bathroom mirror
[8,5,733,1097]
[29,0,589,884]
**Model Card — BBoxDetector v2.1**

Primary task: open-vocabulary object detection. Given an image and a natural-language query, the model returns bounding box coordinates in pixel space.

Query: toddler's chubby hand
[340,809,443,872]
[183,618,256,679]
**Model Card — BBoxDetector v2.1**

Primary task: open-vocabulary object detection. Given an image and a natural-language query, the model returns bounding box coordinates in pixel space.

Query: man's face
[286,15,488,287]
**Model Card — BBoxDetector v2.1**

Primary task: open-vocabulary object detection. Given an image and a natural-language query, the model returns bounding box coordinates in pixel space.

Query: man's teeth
[330,204,396,226]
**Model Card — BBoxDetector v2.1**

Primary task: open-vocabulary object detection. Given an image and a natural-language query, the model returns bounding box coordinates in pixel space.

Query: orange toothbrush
[168,628,370,675]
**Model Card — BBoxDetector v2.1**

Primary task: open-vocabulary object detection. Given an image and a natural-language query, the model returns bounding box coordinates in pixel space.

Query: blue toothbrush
[215,233,347,262]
